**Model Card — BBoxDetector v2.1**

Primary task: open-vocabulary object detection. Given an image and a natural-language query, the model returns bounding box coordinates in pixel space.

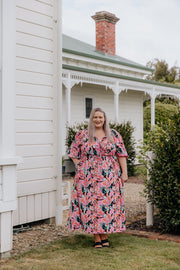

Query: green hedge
[66,121,136,176]
[65,122,88,150]
[140,110,180,233]
[144,102,178,141]
[109,122,136,176]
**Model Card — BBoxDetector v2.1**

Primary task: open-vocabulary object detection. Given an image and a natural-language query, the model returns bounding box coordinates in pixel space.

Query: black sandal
[101,239,110,247]
[94,241,102,249]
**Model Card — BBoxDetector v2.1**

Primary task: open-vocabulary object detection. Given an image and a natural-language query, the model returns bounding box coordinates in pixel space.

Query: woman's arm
[71,158,79,168]
[118,156,128,186]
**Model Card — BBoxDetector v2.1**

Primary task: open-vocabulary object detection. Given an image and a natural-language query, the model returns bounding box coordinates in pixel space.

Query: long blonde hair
[88,108,113,142]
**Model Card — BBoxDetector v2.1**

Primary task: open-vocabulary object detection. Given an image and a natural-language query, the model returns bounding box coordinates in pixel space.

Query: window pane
[85,98,92,118]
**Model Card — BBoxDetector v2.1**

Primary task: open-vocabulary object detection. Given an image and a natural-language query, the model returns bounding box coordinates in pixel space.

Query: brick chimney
[92,11,119,55]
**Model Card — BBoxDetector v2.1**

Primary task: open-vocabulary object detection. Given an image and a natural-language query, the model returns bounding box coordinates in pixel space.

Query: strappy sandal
[101,239,110,247]
[94,241,102,249]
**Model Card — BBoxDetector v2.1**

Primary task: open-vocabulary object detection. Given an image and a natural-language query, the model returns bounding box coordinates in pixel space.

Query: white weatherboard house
[0,0,62,257]
[62,11,180,156]
[0,5,179,258]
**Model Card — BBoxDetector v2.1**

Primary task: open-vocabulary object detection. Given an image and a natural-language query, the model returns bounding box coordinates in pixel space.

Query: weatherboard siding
[14,0,57,226]
[118,90,144,143]
[0,167,2,201]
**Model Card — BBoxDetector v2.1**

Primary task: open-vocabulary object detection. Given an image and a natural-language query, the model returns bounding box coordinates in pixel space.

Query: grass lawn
[1,233,179,270]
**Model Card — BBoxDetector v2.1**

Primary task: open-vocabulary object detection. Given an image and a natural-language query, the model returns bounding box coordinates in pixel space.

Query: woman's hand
[121,172,128,187]
[118,157,128,187]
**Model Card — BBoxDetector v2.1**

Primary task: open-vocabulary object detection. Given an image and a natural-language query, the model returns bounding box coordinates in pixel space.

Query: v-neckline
[94,135,106,142]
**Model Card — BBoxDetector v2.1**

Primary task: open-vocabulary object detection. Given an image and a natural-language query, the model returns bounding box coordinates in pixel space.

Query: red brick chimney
[92,11,119,56]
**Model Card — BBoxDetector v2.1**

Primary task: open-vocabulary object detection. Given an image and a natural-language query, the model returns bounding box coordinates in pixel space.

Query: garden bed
[127,215,180,235]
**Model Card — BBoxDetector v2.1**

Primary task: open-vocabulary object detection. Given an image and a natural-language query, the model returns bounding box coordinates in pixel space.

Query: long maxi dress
[67,129,128,234]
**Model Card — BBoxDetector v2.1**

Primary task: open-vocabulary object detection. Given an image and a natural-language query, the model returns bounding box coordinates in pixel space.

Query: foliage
[66,121,136,176]
[146,58,180,83]
[143,96,179,107]
[134,165,147,179]
[143,102,178,141]
[175,80,180,85]
[65,122,88,149]
[139,110,180,233]
[110,121,136,176]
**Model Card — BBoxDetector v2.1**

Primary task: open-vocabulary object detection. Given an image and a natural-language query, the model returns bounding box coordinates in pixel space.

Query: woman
[67,108,128,248]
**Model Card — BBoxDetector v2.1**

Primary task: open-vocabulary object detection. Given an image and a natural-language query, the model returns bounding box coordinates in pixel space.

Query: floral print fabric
[67,129,128,234]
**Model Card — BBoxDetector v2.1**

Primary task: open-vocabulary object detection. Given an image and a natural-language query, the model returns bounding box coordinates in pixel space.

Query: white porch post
[0,0,21,258]
[146,151,154,227]
[63,73,78,125]
[178,95,180,107]
[151,92,155,126]
[114,92,119,122]
[65,73,72,125]
[146,88,156,227]
[112,82,123,122]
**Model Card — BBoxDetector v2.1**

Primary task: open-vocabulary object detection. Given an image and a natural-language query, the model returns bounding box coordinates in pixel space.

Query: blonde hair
[88,108,113,142]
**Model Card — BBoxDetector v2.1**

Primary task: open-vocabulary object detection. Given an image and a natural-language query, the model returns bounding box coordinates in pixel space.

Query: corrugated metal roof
[62,34,153,72]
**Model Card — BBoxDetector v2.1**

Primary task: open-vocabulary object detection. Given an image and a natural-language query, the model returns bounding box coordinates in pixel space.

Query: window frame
[84,96,94,120]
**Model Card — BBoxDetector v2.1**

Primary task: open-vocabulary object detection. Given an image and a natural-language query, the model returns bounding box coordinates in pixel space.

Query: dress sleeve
[112,129,128,158]
[68,130,82,159]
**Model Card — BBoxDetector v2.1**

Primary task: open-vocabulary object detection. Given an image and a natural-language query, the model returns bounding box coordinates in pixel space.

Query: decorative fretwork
[62,69,180,124]
[62,69,180,100]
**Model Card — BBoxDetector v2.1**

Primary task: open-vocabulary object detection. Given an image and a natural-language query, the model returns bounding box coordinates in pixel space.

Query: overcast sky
[62,0,180,68]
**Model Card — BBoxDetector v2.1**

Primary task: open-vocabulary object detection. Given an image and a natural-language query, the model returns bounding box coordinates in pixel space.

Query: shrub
[143,102,178,141]
[143,97,179,107]
[65,122,88,149]
[109,122,136,176]
[66,121,136,176]
[139,110,180,233]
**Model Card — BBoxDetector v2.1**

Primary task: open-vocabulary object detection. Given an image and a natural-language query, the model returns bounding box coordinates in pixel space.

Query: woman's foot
[101,238,110,247]
[94,241,102,248]
[100,234,110,247]
[94,234,102,249]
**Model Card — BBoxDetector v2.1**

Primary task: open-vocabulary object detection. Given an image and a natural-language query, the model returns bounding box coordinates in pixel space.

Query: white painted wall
[71,84,114,122]
[14,0,58,226]
[0,167,2,201]
[62,84,143,156]
[0,0,17,256]
[118,90,144,144]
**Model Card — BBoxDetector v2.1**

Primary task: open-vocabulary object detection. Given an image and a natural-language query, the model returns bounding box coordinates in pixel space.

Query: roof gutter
[62,64,180,90]
[62,48,154,73]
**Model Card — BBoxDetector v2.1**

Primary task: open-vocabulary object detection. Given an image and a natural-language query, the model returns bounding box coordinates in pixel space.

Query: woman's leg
[100,234,110,247]
[94,234,102,248]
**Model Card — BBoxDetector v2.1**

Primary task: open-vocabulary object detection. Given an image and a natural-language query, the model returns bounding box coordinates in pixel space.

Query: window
[85,98,93,118]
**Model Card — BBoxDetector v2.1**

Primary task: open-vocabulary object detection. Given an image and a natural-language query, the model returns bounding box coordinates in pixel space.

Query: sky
[62,0,180,68]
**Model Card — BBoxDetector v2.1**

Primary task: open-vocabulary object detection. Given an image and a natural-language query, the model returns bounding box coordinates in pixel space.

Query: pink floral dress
[67,129,128,234]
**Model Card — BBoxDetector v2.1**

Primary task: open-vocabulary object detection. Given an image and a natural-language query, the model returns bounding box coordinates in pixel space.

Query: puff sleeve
[112,129,128,158]
[68,130,82,159]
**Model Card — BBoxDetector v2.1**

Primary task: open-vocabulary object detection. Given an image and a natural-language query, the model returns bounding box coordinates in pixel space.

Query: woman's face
[93,111,105,129]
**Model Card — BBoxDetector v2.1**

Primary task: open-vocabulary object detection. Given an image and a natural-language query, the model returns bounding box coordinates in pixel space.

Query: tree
[146,58,179,84]
[175,67,180,82]
[167,66,177,83]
